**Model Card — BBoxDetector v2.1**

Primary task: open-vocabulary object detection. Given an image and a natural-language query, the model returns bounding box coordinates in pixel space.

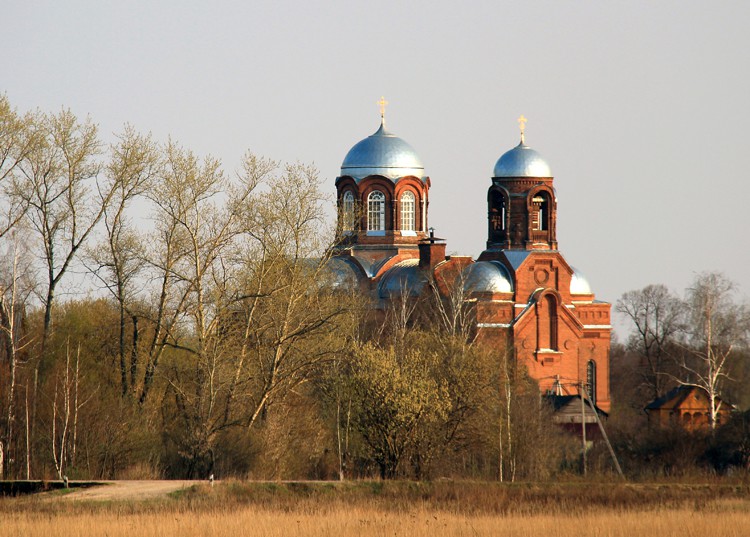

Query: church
[329,101,611,413]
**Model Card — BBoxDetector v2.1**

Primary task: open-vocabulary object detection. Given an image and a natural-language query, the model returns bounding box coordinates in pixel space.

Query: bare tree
[0,95,36,239]
[616,284,684,400]
[15,109,119,373]
[230,158,344,432]
[136,150,347,476]
[86,126,160,397]
[426,262,476,343]
[136,145,294,475]
[678,272,749,430]
[137,141,230,404]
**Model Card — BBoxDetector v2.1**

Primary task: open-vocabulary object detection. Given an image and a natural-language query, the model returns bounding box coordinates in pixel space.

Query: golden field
[2,506,750,537]
[1,481,749,537]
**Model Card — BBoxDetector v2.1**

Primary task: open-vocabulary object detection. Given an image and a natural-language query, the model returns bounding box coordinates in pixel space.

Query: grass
[1,480,750,536]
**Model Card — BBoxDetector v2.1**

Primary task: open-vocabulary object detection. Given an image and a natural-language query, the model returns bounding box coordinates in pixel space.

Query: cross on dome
[377,96,388,124]
[518,114,527,143]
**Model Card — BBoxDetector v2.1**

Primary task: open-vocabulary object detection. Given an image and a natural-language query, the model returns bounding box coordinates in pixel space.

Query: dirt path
[61,480,205,501]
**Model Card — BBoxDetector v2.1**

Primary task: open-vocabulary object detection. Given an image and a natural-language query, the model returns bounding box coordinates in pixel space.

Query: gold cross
[377,96,389,119]
[518,114,527,143]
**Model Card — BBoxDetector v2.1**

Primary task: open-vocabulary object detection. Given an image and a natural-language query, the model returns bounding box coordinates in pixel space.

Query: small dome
[341,122,425,181]
[462,261,514,294]
[377,259,427,299]
[493,142,552,178]
[322,257,365,290]
[570,267,593,295]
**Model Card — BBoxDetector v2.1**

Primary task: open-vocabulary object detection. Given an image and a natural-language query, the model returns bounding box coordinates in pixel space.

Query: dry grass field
[1,480,749,536]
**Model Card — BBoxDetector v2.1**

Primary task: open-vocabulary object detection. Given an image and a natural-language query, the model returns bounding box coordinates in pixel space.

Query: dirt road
[61,480,205,501]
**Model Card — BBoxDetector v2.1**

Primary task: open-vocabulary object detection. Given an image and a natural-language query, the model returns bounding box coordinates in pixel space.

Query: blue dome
[377,259,427,299]
[462,261,514,294]
[493,142,552,178]
[341,122,425,181]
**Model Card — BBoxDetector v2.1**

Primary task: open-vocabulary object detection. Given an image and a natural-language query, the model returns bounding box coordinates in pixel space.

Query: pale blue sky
[2,0,749,334]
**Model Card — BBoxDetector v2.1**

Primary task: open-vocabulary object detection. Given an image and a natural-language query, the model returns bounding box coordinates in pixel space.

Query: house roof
[545,395,609,416]
[644,385,733,412]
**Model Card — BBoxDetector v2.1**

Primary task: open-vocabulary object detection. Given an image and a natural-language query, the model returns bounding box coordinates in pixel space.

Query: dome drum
[337,122,429,247]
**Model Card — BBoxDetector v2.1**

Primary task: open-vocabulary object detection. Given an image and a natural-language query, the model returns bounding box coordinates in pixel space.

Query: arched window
[547,295,558,350]
[400,191,416,232]
[537,294,558,351]
[489,189,507,242]
[532,192,550,231]
[586,360,597,405]
[367,190,385,233]
[342,191,355,232]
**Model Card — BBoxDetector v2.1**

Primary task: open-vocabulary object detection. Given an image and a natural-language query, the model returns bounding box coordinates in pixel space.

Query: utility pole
[583,388,625,479]
[580,382,587,476]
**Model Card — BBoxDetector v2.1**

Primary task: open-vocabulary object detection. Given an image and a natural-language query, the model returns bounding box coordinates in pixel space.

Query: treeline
[0,96,575,481]
[1,96,748,482]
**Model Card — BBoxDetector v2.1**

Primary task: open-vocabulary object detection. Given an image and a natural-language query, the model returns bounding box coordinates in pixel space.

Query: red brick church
[331,104,611,413]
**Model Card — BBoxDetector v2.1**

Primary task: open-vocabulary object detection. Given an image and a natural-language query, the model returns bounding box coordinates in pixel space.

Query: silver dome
[462,261,514,294]
[493,142,552,178]
[322,257,365,289]
[570,267,593,295]
[341,122,425,181]
[377,259,427,299]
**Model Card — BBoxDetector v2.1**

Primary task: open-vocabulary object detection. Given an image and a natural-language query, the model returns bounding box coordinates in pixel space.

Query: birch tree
[50,340,93,479]
[679,272,749,430]
[0,230,35,478]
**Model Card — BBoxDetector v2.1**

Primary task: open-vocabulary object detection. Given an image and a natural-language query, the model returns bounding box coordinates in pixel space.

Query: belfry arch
[488,186,509,245]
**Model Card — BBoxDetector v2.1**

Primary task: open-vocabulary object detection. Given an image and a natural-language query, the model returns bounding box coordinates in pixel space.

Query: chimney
[419,228,447,270]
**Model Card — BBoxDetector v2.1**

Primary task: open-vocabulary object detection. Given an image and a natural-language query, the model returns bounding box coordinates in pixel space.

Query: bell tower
[485,115,557,252]
[474,117,611,413]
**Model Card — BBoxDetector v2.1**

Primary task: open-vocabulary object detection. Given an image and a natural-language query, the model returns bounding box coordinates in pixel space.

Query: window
[547,295,558,350]
[532,192,549,231]
[342,191,355,232]
[400,191,416,232]
[489,189,507,242]
[537,294,558,351]
[367,190,385,233]
[586,360,596,405]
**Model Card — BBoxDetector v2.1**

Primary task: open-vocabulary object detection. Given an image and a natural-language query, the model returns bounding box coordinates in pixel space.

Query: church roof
[501,251,531,271]
[341,121,425,181]
[493,141,552,178]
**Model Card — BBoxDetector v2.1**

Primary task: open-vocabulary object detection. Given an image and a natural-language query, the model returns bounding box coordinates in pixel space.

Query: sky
[2,0,749,337]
